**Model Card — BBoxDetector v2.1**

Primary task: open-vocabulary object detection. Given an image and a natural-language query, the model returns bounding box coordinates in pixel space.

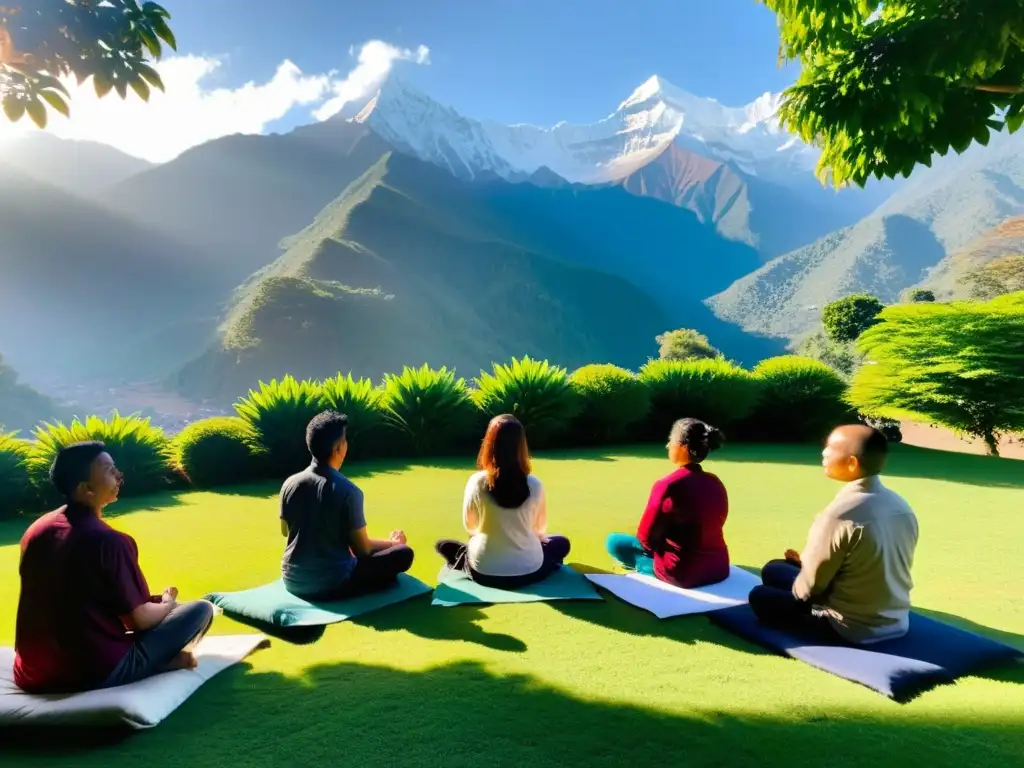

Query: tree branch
[975,82,1024,94]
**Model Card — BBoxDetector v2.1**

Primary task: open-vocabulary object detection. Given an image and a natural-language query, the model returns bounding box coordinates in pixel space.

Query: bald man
[748,425,919,645]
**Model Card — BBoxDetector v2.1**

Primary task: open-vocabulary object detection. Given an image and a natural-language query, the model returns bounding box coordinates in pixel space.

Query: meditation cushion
[709,605,1023,702]
[204,574,432,627]
[585,565,762,618]
[431,565,603,606]
[0,634,268,729]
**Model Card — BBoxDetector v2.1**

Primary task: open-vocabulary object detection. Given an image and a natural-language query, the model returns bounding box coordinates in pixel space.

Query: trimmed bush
[234,376,326,476]
[380,364,477,456]
[568,364,650,445]
[0,432,35,518]
[173,417,265,488]
[27,412,173,502]
[638,358,760,438]
[321,374,388,460]
[473,357,578,446]
[747,356,854,442]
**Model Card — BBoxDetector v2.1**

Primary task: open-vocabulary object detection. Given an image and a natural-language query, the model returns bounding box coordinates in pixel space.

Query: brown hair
[476,414,532,508]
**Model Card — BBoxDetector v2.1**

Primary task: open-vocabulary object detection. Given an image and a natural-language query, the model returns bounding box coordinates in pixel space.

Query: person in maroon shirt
[13,441,215,693]
[606,418,730,588]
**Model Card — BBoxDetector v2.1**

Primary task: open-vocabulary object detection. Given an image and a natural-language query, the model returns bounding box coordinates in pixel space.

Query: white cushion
[0,634,268,729]
[585,566,761,619]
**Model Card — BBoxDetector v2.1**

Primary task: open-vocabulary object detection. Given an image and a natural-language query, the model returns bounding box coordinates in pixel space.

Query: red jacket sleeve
[637,479,672,551]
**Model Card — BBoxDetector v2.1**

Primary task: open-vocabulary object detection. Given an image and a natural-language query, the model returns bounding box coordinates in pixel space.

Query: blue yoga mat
[710,605,1023,701]
[432,565,603,606]
[205,574,432,627]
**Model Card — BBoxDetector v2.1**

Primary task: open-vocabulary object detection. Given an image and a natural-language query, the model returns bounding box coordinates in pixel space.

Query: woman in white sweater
[435,414,571,588]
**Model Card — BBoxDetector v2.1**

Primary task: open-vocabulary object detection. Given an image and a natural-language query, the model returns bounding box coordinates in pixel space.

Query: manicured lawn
[1,443,1022,766]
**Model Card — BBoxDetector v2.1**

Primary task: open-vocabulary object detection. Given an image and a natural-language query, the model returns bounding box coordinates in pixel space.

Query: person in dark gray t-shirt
[280,411,414,599]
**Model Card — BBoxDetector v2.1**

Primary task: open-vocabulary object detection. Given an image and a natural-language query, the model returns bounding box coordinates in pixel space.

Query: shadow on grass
[718,442,1024,489]
[3,656,1022,767]
[351,595,527,653]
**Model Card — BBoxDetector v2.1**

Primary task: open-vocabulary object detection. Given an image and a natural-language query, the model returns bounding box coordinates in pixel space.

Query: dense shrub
[568,364,650,445]
[746,356,854,442]
[320,374,388,460]
[0,432,36,518]
[655,328,721,361]
[235,376,326,475]
[473,357,578,446]
[380,365,478,455]
[27,412,173,502]
[638,358,760,438]
[173,417,265,488]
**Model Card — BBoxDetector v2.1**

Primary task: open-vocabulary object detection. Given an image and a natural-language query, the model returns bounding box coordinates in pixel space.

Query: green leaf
[113,77,128,99]
[129,75,151,101]
[151,17,177,51]
[139,28,162,58]
[2,95,25,122]
[94,73,114,98]
[136,62,165,91]
[1007,113,1024,133]
[25,99,47,129]
[143,1,171,17]
[34,74,70,98]
[38,89,70,118]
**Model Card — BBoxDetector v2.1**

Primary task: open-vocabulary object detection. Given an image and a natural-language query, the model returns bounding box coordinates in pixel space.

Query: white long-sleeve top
[463,471,547,577]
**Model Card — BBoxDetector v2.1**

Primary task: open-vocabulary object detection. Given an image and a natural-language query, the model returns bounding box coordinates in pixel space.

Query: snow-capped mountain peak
[352,73,814,184]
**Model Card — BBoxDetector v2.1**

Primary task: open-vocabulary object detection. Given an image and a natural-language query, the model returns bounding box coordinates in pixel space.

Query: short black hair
[306,411,348,462]
[50,441,107,498]
[853,426,889,475]
[668,418,725,463]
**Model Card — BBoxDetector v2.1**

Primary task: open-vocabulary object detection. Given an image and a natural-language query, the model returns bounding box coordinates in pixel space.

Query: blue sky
[0,0,800,161]
[170,0,796,127]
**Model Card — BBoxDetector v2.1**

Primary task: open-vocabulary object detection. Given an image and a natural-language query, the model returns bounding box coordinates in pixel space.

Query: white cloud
[0,39,429,163]
[313,41,430,121]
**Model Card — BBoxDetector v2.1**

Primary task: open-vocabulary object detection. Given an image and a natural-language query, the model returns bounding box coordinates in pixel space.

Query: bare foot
[165,650,198,672]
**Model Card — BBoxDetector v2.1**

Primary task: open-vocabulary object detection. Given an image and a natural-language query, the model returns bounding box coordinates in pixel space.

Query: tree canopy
[904,288,936,303]
[762,0,1024,188]
[821,294,884,343]
[848,292,1024,455]
[0,1,176,128]
[655,328,721,362]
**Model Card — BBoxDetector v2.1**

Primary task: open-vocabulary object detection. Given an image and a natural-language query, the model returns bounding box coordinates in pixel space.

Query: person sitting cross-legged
[14,441,215,694]
[280,410,414,600]
[435,414,571,589]
[606,418,730,588]
[749,424,919,644]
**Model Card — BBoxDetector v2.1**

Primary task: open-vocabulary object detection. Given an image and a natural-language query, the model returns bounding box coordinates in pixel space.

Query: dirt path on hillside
[899,422,1024,460]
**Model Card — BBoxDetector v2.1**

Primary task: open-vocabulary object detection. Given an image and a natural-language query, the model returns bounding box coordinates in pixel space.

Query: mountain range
[1,72,1019,414]
[711,129,1024,339]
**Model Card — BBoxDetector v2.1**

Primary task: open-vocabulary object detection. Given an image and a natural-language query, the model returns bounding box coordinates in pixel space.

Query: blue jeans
[606,533,656,577]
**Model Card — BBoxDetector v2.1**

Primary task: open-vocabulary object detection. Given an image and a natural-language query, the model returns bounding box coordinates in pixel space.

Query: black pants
[435,536,571,590]
[297,544,415,601]
[748,559,842,641]
[102,600,216,688]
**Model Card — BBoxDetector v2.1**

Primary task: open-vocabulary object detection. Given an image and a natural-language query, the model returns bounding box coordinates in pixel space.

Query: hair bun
[705,427,725,451]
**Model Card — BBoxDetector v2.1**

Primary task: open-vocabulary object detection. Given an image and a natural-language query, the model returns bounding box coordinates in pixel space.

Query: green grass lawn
[1,443,1022,767]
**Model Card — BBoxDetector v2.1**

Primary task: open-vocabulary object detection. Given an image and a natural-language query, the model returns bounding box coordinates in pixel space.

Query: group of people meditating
[11,410,918,694]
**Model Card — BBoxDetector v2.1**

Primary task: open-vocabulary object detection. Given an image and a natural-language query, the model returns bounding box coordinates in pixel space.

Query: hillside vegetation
[0,162,231,380]
[175,151,783,403]
[918,216,1024,299]
[0,354,62,434]
[710,130,1024,340]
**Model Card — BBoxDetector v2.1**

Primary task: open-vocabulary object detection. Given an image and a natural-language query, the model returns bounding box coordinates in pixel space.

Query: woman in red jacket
[606,418,730,588]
